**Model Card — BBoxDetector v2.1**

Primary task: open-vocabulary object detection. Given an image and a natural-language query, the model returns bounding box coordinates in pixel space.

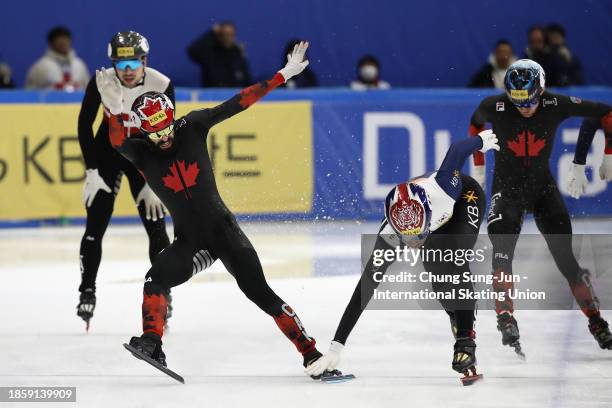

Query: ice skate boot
[123,333,184,383]
[453,336,483,386]
[76,288,96,332]
[497,312,525,359]
[127,333,166,367]
[589,316,612,350]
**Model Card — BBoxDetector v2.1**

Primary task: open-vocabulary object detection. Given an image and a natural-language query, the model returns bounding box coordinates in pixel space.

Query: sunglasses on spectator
[147,125,174,142]
[114,59,143,70]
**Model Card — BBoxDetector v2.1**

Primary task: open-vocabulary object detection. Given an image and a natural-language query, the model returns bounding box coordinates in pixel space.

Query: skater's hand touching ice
[96,68,123,115]
[477,129,500,153]
[136,183,166,221]
[566,162,588,198]
[304,341,344,377]
[278,41,309,82]
[82,169,112,207]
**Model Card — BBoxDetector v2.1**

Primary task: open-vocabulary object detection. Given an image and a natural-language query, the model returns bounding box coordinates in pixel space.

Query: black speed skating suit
[109,73,318,358]
[333,175,486,346]
[469,91,611,318]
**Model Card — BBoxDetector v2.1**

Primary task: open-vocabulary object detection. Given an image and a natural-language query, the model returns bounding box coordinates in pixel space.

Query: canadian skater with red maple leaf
[96,42,347,382]
[468,59,612,357]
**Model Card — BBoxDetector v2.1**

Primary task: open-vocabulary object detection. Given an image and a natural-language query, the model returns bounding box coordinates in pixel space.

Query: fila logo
[145,276,152,283]
[496,102,505,111]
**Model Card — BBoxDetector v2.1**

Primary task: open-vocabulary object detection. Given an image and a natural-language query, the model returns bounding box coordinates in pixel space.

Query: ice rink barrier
[0,87,610,226]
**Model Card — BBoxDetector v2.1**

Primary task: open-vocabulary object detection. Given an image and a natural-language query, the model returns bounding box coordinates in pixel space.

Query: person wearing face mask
[468,59,612,358]
[350,55,390,90]
[75,31,178,332]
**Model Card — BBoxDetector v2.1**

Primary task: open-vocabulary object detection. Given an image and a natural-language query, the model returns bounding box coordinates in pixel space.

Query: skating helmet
[384,182,432,241]
[108,31,149,62]
[504,59,545,107]
[131,92,175,139]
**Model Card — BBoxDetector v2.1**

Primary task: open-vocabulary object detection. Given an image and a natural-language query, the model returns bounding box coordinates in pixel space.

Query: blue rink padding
[0,87,611,227]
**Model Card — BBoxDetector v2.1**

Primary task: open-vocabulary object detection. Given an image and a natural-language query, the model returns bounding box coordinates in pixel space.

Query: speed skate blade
[123,343,184,384]
[321,372,356,383]
[511,342,526,360]
[460,373,483,386]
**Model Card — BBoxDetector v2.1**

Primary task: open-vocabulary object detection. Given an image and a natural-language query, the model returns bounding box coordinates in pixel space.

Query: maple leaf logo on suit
[507,131,546,165]
[162,161,200,193]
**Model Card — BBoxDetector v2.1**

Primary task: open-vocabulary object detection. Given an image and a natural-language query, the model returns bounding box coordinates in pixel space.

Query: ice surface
[1,219,612,408]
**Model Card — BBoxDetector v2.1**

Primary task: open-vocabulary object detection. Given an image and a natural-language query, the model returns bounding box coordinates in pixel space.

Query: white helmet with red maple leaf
[131,91,175,135]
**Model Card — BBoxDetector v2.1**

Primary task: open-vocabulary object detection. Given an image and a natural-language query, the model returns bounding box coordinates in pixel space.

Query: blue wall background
[1,0,611,88]
[0,86,610,227]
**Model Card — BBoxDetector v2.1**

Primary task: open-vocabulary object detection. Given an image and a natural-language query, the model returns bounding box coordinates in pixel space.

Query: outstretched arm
[187,41,310,130]
[436,131,498,200]
[305,234,396,376]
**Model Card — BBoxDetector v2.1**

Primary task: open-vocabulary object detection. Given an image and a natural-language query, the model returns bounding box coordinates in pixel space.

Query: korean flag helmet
[384,182,433,241]
[504,59,545,107]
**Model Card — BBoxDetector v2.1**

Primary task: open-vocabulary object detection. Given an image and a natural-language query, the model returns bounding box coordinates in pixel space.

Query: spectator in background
[187,21,252,87]
[524,25,549,67]
[468,40,516,89]
[0,57,15,88]
[25,26,89,91]
[350,55,390,90]
[545,23,583,86]
[281,39,318,88]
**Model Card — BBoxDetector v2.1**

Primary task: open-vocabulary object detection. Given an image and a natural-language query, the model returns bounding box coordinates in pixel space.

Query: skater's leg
[533,187,600,318]
[141,239,199,338]
[487,191,524,315]
[426,175,485,338]
[78,172,118,293]
[126,164,174,324]
[533,187,612,348]
[77,166,120,327]
[219,246,317,357]
[487,191,525,355]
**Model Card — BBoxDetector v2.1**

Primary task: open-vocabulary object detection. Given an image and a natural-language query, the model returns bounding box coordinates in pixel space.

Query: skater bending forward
[97,42,329,375]
[306,130,499,384]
